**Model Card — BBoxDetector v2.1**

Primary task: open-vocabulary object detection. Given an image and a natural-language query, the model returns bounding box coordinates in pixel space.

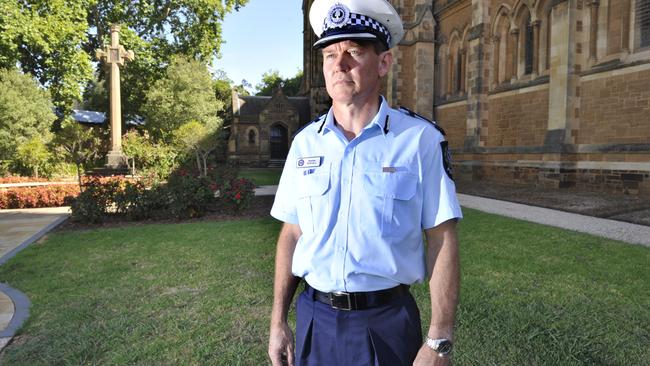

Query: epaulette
[399,106,446,136]
[292,114,326,138]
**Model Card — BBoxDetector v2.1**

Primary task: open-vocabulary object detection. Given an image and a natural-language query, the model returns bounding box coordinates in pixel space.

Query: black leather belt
[305,283,410,311]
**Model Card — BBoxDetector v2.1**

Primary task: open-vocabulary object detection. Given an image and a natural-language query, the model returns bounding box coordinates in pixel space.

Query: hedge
[0,185,80,209]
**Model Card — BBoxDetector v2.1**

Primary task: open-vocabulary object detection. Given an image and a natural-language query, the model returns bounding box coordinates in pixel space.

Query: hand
[413,344,451,366]
[269,321,295,366]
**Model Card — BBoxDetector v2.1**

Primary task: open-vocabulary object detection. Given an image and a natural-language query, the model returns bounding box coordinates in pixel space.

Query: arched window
[638,0,650,48]
[248,129,256,145]
[524,14,534,74]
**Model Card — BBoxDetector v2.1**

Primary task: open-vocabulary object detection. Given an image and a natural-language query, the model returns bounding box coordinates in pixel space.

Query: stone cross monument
[96,24,134,169]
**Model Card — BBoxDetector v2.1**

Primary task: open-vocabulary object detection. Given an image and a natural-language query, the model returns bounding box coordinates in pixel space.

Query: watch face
[437,340,453,354]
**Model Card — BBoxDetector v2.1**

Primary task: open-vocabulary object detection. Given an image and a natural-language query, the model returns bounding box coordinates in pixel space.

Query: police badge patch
[440,141,454,180]
[325,3,350,29]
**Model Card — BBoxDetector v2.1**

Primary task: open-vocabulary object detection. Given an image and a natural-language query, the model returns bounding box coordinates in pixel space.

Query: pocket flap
[363,172,417,200]
[297,171,330,198]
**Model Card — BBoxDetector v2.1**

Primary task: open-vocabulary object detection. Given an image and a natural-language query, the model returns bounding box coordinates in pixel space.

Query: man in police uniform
[268,0,462,365]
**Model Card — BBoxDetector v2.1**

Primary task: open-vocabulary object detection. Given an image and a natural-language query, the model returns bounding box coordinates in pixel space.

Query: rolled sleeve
[421,131,463,229]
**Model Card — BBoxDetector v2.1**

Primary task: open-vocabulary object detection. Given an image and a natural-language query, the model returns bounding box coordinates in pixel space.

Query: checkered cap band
[323,12,391,46]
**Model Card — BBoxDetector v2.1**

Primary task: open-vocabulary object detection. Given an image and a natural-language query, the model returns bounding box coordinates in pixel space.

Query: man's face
[321,40,392,104]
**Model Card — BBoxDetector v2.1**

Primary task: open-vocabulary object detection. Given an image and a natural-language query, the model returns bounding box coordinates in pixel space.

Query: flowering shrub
[165,173,214,219]
[70,176,125,223]
[0,185,80,209]
[218,178,256,214]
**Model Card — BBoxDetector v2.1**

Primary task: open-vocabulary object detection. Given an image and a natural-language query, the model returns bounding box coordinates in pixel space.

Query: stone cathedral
[299,0,650,194]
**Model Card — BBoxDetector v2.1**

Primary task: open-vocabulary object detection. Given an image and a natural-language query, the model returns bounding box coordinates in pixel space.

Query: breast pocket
[296,167,331,234]
[363,171,418,237]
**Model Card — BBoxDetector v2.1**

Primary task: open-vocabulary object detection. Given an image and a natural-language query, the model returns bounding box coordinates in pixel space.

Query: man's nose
[334,53,350,72]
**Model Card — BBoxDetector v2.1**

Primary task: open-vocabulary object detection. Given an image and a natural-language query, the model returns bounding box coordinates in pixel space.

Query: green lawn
[237,168,282,186]
[0,209,648,365]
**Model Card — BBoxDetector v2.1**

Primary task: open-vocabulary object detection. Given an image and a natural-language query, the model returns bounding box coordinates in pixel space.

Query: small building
[227,88,311,167]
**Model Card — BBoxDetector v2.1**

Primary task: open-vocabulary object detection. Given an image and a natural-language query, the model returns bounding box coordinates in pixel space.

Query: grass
[0,209,648,365]
[237,168,282,186]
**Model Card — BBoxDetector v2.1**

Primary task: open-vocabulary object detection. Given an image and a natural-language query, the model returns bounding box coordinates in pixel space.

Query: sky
[214,0,304,93]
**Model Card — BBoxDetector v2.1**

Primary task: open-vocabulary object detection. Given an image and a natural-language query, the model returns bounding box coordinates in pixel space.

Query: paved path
[0,207,70,351]
[458,194,650,246]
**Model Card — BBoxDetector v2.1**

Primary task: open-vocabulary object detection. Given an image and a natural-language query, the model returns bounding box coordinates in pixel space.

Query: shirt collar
[320,96,391,137]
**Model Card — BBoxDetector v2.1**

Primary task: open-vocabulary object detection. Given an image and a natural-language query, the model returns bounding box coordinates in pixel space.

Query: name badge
[297,156,322,168]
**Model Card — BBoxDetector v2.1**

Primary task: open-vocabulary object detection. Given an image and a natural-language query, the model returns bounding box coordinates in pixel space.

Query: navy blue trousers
[295,286,422,366]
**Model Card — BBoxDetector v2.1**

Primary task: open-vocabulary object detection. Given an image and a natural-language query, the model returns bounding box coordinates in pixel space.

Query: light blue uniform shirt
[271,97,462,293]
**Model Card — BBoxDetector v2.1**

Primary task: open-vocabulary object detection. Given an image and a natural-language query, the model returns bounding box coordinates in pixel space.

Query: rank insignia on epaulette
[399,106,446,136]
[293,114,326,138]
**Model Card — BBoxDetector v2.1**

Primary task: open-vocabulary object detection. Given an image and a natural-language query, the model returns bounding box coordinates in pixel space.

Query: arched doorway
[270,123,289,159]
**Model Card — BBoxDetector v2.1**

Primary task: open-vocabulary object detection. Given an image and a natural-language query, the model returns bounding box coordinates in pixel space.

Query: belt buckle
[329,291,353,311]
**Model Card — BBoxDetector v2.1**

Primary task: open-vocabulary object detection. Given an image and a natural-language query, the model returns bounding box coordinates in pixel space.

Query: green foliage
[0,68,56,161]
[143,56,224,141]
[70,176,122,224]
[54,119,105,188]
[172,120,222,177]
[15,136,51,179]
[255,69,303,96]
[0,0,94,112]
[0,0,248,112]
[165,173,215,219]
[122,130,178,180]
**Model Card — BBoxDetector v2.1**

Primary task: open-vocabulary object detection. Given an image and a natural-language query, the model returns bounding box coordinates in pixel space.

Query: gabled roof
[236,94,311,124]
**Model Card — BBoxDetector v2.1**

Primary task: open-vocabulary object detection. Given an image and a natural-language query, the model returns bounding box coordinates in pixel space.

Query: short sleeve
[420,130,463,229]
[270,145,300,224]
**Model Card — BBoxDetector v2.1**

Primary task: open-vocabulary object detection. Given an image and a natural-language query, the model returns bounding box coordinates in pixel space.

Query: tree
[15,136,50,179]
[255,69,303,96]
[54,120,103,191]
[0,68,56,162]
[0,0,94,113]
[172,120,221,177]
[142,55,224,142]
[0,0,249,112]
[122,130,177,180]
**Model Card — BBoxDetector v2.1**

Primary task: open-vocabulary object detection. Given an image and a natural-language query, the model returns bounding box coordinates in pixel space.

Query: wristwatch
[425,337,453,357]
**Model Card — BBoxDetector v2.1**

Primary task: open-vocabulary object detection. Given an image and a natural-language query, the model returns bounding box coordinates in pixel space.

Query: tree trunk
[76,162,83,193]
[195,151,202,176]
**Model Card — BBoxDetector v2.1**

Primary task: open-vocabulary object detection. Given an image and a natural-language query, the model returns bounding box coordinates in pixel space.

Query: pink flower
[235,192,242,200]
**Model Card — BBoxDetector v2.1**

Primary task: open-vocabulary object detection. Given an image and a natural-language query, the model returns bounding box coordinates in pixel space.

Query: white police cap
[309,0,404,49]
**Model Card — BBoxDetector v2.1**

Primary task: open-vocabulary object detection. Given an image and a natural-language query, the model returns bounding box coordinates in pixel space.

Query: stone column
[95,24,134,169]
[532,20,541,76]
[621,0,631,53]
[546,1,578,146]
[459,49,466,94]
[447,54,453,96]
[492,36,500,86]
[413,10,436,119]
[588,1,600,63]
[510,28,520,81]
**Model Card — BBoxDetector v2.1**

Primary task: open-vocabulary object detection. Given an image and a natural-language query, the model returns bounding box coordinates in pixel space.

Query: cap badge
[325,3,350,30]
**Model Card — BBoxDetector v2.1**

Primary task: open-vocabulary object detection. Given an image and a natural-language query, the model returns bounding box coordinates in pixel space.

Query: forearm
[424,220,460,339]
[271,223,302,325]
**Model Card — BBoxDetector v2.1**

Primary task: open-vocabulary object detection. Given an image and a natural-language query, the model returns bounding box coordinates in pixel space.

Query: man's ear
[378,51,393,77]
